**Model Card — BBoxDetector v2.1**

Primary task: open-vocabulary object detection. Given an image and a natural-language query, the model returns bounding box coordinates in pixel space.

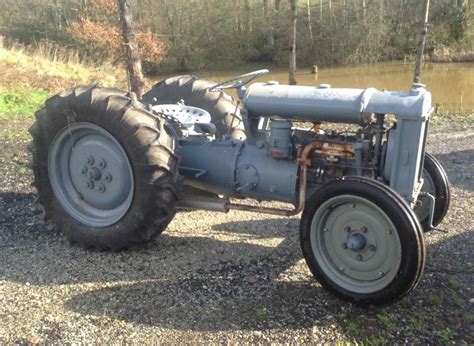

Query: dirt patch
[0,119,472,343]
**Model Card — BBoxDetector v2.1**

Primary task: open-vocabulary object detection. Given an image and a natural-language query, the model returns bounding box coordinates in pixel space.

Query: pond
[157,62,474,113]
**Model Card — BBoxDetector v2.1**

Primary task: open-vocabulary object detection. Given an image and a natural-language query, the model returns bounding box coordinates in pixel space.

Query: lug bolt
[356,254,363,261]
[104,173,113,183]
[387,229,393,235]
[344,226,351,232]
[324,227,329,232]
[80,166,88,175]
[379,271,385,277]
[97,183,106,193]
[342,243,348,249]
[87,156,95,166]
[98,159,107,169]
[369,244,376,251]
[351,203,356,208]
[361,226,368,233]
[85,180,94,190]
[339,267,345,272]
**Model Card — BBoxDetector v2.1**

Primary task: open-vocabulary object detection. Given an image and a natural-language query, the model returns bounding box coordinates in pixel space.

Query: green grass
[376,312,396,333]
[0,87,49,120]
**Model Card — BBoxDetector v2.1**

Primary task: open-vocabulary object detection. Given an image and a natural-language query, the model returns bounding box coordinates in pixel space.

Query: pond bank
[430,48,474,63]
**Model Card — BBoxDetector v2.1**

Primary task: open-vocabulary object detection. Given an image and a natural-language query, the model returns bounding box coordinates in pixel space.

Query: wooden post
[117,0,145,99]
[413,0,430,84]
[289,0,297,85]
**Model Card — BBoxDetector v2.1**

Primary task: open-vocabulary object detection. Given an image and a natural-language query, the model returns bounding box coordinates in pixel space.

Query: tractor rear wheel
[29,86,179,249]
[143,75,246,139]
[300,177,425,305]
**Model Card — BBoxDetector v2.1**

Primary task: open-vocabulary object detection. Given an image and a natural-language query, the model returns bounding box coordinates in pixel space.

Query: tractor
[29,69,450,305]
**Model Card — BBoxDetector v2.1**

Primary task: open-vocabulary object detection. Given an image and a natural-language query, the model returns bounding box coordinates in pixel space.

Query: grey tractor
[29,70,450,305]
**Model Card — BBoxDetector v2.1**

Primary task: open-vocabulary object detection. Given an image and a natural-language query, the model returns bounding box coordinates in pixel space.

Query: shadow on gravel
[2,191,472,338]
[63,228,473,335]
[434,149,473,192]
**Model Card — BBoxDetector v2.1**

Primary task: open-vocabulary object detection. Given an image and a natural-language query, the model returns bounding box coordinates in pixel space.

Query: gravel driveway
[0,118,472,343]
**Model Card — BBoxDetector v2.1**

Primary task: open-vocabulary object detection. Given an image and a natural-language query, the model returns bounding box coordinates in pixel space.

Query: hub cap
[311,195,402,294]
[48,123,134,227]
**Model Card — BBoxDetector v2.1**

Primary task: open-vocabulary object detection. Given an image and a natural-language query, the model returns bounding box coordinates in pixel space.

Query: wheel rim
[48,123,134,227]
[310,195,402,294]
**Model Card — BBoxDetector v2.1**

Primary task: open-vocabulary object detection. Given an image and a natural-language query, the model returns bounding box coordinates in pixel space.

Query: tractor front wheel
[300,177,425,305]
[29,86,179,249]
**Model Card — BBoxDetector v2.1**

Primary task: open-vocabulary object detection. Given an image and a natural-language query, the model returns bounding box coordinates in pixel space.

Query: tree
[117,0,145,99]
[289,0,297,85]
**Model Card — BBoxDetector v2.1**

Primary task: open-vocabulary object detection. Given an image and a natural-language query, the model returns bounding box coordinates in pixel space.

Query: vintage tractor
[29,69,450,305]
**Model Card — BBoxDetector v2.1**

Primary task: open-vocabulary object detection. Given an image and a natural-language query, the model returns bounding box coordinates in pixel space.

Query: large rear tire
[143,75,246,139]
[29,86,179,249]
[300,177,425,305]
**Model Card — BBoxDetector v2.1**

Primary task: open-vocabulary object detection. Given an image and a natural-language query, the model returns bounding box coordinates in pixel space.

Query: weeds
[376,312,396,333]
[435,327,457,343]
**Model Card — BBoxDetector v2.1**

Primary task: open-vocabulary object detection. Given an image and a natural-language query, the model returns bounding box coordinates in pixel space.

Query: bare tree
[413,0,430,84]
[263,0,274,46]
[306,0,314,41]
[289,0,297,85]
[117,0,145,99]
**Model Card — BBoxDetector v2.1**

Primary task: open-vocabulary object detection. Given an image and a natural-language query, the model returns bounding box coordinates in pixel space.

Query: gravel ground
[0,118,472,343]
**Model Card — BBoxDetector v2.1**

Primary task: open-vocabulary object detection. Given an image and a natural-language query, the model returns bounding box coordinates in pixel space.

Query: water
[158,62,474,113]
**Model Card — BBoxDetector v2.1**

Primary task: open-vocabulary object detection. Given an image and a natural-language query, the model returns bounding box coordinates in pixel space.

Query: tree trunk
[362,0,367,25]
[413,0,430,84]
[275,0,282,11]
[244,0,252,33]
[289,0,297,85]
[117,0,145,99]
[263,0,274,46]
[306,0,314,41]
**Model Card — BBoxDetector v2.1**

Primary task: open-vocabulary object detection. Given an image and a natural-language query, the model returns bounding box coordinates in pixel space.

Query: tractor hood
[243,82,432,125]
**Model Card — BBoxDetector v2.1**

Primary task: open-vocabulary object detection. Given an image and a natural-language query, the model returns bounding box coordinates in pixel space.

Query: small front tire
[300,177,425,305]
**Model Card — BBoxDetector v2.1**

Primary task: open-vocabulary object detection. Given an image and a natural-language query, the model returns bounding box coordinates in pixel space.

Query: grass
[0,38,133,120]
[0,37,127,95]
[0,87,49,120]
[376,312,396,333]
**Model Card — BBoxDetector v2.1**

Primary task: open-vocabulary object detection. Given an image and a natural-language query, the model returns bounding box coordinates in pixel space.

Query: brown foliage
[68,0,166,64]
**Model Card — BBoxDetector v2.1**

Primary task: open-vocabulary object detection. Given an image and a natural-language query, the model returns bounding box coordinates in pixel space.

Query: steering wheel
[208,69,270,91]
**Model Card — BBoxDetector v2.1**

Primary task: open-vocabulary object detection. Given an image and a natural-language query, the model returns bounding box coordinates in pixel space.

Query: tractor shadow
[2,191,472,335]
[62,225,474,335]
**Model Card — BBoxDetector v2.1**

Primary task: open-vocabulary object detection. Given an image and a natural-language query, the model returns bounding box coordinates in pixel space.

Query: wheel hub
[346,232,367,251]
